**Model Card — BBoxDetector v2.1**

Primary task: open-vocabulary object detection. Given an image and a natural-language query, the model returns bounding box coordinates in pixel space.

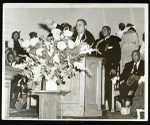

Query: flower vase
[45,79,58,90]
[58,84,66,91]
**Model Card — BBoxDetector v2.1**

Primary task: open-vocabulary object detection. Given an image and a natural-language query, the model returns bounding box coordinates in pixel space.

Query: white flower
[36,48,44,56]
[73,62,85,70]
[57,41,67,51]
[39,58,46,65]
[44,41,51,50]
[79,45,95,55]
[32,65,42,79]
[30,38,39,46]
[51,29,62,41]
[22,40,30,48]
[51,29,61,35]
[12,63,27,69]
[48,45,54,56]
[48,50,54,57]
[60,34,65,39]
[67,40,75,49]
[53,34,61,41]
[63,30,73,37]
[33,76,42,83]
[52,29,61,35]
[26,57,34,65]
[80,45,89,51]
[53,53,60,64]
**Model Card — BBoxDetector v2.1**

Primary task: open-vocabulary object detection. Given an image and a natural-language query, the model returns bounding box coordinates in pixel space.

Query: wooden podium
[2,63,22,119]
[62,56,105,117]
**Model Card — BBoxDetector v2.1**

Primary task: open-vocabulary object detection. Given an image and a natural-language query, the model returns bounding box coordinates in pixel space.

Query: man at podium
[96,25,121,111]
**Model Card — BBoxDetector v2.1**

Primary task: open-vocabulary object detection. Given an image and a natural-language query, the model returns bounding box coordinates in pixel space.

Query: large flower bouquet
[19,29,96,90]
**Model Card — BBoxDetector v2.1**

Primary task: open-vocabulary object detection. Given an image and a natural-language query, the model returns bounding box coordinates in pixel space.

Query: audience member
[140,33,145,60]
[29,32,38,39]
[116,23,126,39]
[115,50,144,111]
[61,22,72,31]
[120,26,140,73]
[8,31,29,56]
[7,31,29,109]
[130,75,145,118]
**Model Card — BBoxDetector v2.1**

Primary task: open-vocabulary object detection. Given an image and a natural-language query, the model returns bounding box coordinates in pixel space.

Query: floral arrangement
[18,29,96,90]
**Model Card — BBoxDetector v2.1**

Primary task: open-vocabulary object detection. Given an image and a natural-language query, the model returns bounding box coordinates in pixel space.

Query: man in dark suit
[117,50,144,107]
[96,26,121,111]
[72,19,95,47]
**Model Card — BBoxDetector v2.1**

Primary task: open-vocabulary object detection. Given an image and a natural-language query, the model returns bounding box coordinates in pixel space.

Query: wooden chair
[111,65,134,112]
[111,79,134,112]
[137,109,145,119]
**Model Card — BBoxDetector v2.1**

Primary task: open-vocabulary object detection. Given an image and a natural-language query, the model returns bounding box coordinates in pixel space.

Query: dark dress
[13,40,29,56]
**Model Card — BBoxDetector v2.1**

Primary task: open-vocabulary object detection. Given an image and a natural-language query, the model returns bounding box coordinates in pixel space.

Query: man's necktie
[133,63,138,74]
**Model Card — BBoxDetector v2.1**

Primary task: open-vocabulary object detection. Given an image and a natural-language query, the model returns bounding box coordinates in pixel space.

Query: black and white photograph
[2,3,148,121]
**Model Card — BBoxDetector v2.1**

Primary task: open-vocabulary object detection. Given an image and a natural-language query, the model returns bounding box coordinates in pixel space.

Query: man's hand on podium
[111,76,120,84]
[109,69,117,76]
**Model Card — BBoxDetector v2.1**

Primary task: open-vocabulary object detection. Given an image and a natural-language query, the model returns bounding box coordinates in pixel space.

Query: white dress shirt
[75,33,84,46]
[104,35,110,41]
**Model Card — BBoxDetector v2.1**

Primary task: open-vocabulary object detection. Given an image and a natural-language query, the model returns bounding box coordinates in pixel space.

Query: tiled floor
[9,109,136,120]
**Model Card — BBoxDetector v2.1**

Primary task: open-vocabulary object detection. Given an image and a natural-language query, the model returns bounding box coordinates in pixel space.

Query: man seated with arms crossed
[113,50,144,115]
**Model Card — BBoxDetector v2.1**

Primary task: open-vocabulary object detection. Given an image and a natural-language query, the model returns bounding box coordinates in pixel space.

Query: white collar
[78,32,84,37]
[104,35,110,41]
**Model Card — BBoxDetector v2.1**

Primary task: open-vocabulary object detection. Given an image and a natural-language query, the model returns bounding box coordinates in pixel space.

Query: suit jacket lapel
[137,60,142,72]
[81,34,86,42]
[130,61,135,74]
